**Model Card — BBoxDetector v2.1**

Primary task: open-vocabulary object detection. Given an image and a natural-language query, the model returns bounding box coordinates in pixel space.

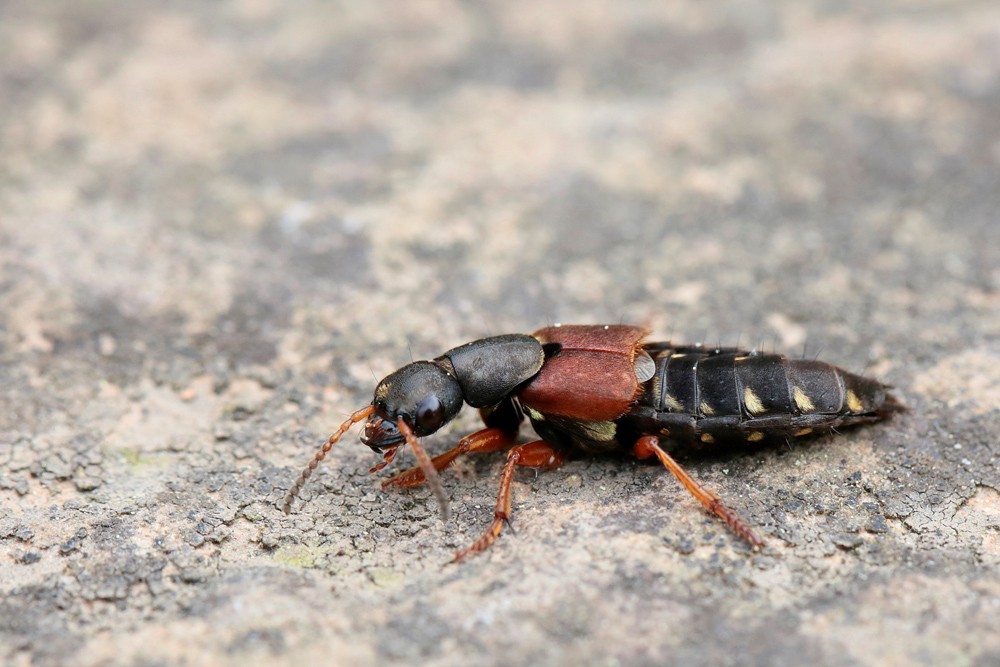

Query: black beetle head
[361,361,464,451]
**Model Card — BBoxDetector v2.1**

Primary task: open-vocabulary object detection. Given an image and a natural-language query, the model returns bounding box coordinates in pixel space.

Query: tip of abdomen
[877,389,907,417]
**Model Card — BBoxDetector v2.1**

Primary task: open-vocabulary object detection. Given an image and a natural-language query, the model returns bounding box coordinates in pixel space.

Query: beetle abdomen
[631,345,900,445]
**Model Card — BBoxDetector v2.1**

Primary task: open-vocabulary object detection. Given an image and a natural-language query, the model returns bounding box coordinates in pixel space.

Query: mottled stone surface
[1,2,998,666]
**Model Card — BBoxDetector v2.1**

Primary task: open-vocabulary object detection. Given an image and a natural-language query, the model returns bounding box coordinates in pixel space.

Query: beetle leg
[382,427,517,488]
[452,440,566,561]
[634,435,764,550]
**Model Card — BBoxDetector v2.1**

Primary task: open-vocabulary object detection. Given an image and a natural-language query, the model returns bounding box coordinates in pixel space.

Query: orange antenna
[281,405,375,514]
[397,419,450,523]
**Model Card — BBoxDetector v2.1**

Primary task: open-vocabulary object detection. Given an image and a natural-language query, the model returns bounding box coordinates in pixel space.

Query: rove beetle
[282,324,901,560]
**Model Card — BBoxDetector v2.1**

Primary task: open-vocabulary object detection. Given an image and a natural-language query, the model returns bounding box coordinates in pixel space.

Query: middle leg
[453,440,566,561]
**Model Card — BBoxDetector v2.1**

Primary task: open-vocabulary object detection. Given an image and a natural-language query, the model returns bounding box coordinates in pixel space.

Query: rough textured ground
[1,2,999,666]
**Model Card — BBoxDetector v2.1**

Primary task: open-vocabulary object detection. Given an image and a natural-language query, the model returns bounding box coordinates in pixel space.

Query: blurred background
[1,2,998,666]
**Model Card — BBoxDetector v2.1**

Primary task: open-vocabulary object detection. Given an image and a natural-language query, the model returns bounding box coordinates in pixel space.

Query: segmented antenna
[396,419,451,523]
[281,405,375,514]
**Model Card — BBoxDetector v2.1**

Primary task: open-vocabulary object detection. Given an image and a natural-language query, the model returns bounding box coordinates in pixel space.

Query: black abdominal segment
[627,344,899,446]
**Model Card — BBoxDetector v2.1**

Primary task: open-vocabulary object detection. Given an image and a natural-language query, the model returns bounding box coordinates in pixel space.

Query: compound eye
[415,395,445,433]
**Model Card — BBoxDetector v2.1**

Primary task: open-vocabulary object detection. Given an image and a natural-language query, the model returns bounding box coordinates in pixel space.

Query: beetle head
[361,361,464,451]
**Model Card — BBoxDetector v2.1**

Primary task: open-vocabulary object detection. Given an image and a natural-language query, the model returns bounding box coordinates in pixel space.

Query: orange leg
[634,435,764,550]
[382,427,518,488]
[453,440,566,561]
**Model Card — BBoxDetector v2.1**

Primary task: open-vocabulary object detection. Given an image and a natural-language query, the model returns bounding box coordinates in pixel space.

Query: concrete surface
[1,1,999,666]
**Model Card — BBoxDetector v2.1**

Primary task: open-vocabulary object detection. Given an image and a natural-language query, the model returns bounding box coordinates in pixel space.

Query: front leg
[382,396,523,488]
[383,427,518,488]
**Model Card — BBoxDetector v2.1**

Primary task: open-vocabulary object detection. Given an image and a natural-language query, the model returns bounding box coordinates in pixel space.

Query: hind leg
[634,435,764,549]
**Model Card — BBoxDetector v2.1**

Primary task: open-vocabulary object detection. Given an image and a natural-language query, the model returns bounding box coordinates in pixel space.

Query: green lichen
[272,544,330,569]
[367,568,405,588]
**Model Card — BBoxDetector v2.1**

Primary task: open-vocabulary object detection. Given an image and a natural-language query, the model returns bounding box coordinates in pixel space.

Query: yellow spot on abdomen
[793,386,815,413]
[699,401,715,416]
[743,387,765,415]
[700,433,715,444]
[846,390,863,413]
[747,431,765,442]
[795,427,814,437]
[525,407,545,421]
[665,395,685,412]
